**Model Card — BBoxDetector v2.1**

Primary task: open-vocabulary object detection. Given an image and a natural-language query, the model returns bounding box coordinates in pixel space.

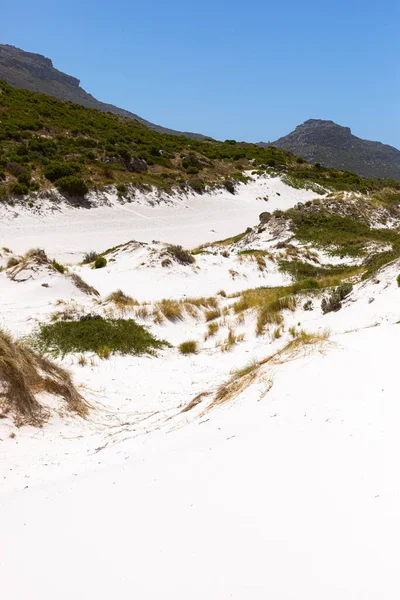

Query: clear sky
[3,0,400,146]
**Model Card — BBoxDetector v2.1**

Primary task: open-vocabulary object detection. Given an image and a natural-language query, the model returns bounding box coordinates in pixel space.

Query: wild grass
[0,328,87,426]
[219,327,244,351]
[30,318,168,358]
[279,259,361,282]
[210,328,330,410]
[205,321,219,339]
[205,308,221,321]
[70,273,100,297]
[107,289,139,310]
[178,340,198,355]
[156,299,184,322]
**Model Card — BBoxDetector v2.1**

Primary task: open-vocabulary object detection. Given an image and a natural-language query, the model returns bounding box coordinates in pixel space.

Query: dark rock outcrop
[260,119,400,180]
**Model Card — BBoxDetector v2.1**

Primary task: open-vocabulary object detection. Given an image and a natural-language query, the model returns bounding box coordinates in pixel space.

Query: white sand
[1,177,399,599]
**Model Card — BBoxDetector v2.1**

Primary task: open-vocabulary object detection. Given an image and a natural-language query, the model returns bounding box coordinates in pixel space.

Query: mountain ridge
[0,44,207,140]
[260,119,400,180]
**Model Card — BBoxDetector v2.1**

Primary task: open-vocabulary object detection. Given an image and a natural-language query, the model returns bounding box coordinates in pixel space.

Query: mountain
[0,44,206,140]
[261,119,400,181]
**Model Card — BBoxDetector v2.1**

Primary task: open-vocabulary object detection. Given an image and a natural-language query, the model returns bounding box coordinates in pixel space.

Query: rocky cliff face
[261,119,400,180]
[0,44,206,140]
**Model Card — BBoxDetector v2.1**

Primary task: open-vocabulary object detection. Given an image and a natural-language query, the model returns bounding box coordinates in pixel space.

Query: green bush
[29,181,40,191]
[116,183,128,194]
[9,182,29,196]
[55,176,88,197]
[397,274,400,287]
[94,256,107,269]
[44,162,81,182]
[31,318,168,357]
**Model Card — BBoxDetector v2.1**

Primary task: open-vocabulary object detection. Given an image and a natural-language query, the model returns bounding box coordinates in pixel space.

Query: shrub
[321,283,353,314]
[44,162,81,182]
[55,175,88,197]
[397,274,400,287]
[31,318,168,357]
[303,299,313,311]
[116,183,128,194]
[179,340,198,354]
[9,182,29,196]
[223,179,235,194]
[94,256,107,269]
[166,245,195,265]
[82,250,98,264]
[30,181,40,191]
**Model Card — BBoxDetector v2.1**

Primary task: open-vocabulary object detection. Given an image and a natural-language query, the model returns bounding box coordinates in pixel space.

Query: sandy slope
[0,174,322,261]
[1,177,399,599]
[1,323,399,599]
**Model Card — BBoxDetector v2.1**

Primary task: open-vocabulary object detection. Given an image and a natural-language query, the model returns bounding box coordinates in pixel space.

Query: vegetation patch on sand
[31,317,168,357]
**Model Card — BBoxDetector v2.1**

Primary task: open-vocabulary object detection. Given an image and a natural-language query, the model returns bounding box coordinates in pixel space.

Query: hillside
[0,44,206,140]
[261,119,400,180]
[1,82,399,205]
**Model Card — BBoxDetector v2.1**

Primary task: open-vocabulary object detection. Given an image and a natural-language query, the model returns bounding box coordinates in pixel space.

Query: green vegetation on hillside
[286,209,399,256]
[1,80,399,201]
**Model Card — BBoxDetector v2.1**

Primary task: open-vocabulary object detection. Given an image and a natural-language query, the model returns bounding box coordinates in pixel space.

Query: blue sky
[3,0,400,146]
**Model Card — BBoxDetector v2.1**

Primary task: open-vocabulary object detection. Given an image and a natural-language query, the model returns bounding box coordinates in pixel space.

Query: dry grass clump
[107,289,139,310]
[180,391,211,414]
[212,359,266,409]
[70,273,100,297]
[205,321,219,340]
[205,308,221,322]
[135,305,150,320]
[82,251,98,264]
[209,328,330,411]
[185,296,219,309]
[156,299,184,322]
[6,257,20,268]
[24,248,48,263]
[178,340,198,355]
[0,328,87,426]
[219,327,244,351]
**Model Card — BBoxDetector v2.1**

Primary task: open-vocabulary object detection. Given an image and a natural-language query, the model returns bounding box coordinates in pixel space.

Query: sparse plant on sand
[166,245,195,265]
[156,299,184,322]
[6,257,20,268]
[82,251,99,264]
[107,290,138,310]
[321,283,353,314]
[94,256,107,269]
[205,308,221,322]
[178,340,198,355]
